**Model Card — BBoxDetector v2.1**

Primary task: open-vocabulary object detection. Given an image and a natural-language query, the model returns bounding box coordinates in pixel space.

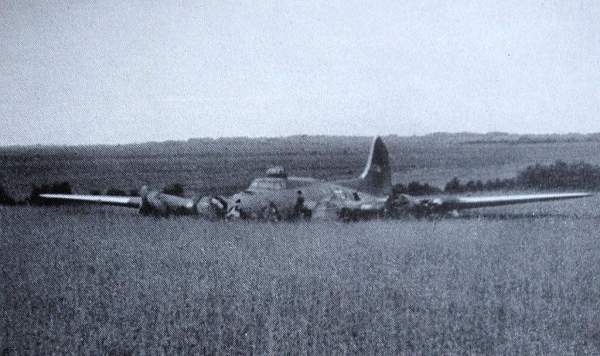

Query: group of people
[225,190,311,221]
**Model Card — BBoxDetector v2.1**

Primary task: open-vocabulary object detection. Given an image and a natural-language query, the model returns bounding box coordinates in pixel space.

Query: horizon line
[2,130,600,149]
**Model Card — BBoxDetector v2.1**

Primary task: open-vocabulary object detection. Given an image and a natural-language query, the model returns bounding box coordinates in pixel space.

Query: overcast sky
[1,0,599,145]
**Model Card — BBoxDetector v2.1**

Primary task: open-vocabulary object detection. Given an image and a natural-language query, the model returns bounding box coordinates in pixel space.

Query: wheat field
[2,196,600,354]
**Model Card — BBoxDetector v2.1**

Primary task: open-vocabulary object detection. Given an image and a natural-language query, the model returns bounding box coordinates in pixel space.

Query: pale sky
[1,0,599,145]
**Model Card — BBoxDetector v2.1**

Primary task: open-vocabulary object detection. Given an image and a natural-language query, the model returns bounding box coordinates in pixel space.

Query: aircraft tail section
[336,136,392,195]
[359,136,392,195]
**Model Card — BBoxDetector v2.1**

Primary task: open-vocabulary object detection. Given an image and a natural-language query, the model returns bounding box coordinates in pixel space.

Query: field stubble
[2,196,600,354]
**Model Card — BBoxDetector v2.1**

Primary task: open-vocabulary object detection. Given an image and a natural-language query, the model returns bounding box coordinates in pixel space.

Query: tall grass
[2,198,600,354]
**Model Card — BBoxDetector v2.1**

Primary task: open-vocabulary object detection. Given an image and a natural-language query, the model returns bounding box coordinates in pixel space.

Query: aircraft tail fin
[358,136,392,195]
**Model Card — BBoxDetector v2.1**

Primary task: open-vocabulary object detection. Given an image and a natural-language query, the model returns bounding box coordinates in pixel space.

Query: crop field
[2,135,600,354]
[2,197,600,354]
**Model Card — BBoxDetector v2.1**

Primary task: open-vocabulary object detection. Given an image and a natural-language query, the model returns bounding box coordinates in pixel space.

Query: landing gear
[262,202,282,222]
[338,208,381,222]
[338,208,357,222]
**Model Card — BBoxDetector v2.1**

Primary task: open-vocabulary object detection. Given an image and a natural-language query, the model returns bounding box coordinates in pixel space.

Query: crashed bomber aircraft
[41,137,592,220]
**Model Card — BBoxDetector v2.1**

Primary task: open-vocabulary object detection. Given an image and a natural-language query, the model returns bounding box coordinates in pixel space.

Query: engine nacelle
[194,196,228,220]
[385,194,445,218]
[138,186,197,216]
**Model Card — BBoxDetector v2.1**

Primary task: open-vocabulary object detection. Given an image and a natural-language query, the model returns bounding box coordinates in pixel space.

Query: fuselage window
[333,190,347,200]
[250,179,286,190]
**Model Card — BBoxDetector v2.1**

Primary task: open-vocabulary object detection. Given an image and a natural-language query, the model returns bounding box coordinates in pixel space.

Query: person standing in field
[294,190,311,219]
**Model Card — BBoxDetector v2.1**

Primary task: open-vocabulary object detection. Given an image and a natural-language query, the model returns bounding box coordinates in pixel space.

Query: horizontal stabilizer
[39,194,142,208]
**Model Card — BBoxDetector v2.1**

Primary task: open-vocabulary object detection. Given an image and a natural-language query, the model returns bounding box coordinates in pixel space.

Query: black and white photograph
[1,1,599,354]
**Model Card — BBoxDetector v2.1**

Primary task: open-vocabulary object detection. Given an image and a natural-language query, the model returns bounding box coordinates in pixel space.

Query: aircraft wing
[439,192,592,210]
[39,194,142,208]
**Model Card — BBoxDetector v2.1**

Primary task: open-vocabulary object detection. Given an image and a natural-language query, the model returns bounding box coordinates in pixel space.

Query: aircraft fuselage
[227,176,385,220]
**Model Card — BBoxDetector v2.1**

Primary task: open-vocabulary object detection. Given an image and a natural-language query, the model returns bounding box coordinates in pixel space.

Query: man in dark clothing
[294,190,311,219]
[294,190,305,212]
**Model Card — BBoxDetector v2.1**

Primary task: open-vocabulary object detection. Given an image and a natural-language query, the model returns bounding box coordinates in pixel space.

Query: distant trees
[163,183,185,197]
[444,177,462,193]
[105,188,127,196]
[517,161,600,190]
[442,160,600,193]
[30,182,72,205]
[90,188,139,196]
[0,184,16,206]
[444,177,517,193]
[481,178,517,191]
[393,181,441,196]
[398,160,600,196]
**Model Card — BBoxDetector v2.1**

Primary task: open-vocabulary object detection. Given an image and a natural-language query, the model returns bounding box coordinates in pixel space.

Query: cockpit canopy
[248,166,288,191]
[248,177,287,191]
[265,166,287,178]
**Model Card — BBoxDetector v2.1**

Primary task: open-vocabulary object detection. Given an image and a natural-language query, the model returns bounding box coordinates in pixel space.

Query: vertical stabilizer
[359,136,392,195]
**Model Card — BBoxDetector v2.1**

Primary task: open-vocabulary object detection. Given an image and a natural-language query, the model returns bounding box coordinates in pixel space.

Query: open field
[2,195,600,354]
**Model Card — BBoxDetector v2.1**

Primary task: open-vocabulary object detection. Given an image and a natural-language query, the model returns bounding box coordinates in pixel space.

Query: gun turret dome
[266,166,287,178]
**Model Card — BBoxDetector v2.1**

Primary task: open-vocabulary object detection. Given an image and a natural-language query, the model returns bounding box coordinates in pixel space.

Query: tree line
[395,160,600,196]
[1,160,600,206]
